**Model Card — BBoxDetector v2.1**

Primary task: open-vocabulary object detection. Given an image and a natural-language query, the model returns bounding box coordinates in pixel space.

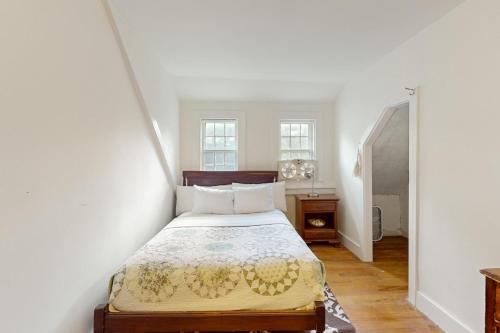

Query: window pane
[225,122,235,136]
[202,119,237,170]
[215,137,225,149]
[279,120,314,162]
[205,136,214,149]
[281,137,290,149]
[299,151,311,159]
[281,151,290,160]
[204,152,214,166]
[215,152,225,165]
[290,124,300,136]
[225,136,236,150]
[291,137,301,149]
[301,124,309,137]
[205,122,215,136]
[215,123,225,136]
[225,151,236,166]
[301,137,309,149]
[281,123,290,136]
[216,165,234,171]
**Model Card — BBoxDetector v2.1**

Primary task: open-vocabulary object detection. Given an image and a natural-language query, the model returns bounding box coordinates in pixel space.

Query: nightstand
[295,194,340,246]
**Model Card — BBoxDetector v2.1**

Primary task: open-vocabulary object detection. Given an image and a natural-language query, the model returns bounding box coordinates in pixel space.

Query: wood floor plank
[310,237,442,333]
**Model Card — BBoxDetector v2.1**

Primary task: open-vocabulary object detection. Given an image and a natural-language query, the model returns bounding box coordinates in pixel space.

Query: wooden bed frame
[182,170,279,186]
[94,171,325,333]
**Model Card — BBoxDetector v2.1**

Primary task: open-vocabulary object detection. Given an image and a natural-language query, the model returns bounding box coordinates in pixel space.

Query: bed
[94,171,326,333]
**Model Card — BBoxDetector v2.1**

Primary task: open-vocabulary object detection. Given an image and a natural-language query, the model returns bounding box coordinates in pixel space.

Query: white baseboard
[338,231,363,259]
[416,292,474,333]
[382,230,402,237]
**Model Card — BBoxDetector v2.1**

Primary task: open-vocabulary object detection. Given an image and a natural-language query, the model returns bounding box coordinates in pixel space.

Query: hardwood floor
[310,237,442,333]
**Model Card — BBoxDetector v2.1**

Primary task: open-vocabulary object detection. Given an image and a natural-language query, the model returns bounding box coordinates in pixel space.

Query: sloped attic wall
[372,105,409,236]
[373,105,409,195]
[108,0,180,188]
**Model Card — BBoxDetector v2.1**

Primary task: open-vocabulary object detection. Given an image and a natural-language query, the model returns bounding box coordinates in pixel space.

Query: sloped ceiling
[109,0,464,101]
[373,105,409,194]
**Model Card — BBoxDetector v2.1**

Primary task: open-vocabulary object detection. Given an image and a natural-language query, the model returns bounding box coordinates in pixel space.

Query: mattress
[109,210,325,312]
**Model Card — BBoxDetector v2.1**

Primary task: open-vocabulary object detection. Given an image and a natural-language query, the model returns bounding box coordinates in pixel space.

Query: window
[280,120,315,160]
[201,119,237,171]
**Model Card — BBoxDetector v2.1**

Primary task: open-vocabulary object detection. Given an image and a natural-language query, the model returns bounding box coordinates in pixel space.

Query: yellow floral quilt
[109,210,325,311]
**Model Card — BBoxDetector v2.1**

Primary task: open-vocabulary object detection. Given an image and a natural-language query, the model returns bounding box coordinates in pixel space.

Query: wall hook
[405,87,416,96]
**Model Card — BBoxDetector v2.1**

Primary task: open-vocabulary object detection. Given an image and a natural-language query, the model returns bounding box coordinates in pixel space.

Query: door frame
[360,89,419,305]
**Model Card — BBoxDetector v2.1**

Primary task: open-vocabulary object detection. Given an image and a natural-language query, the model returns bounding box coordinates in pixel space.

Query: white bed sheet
[172,209,290,228]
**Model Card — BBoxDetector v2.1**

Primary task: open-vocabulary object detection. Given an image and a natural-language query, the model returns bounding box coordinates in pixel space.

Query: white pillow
[175,185,194,216]
[232,181,287,212]
[192,185,234,215]
[175,184,232,215]
[233,186,275,214]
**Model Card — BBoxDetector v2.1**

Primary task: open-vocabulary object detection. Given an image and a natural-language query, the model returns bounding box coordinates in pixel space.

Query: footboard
[94,301,325,333]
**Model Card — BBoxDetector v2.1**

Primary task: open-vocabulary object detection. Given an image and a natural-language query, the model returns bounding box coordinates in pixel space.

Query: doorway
[360,91,418,305]
[371,103,410,294]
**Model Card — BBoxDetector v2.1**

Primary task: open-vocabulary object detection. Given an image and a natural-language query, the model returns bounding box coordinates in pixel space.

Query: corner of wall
[338,231,363,259]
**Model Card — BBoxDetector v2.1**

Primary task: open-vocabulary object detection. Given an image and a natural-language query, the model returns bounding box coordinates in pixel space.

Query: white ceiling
[110,0,464,101]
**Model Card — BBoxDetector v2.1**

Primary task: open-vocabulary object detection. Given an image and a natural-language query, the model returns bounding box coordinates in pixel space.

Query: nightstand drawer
[302,200,336,212]
[304,228,336,240]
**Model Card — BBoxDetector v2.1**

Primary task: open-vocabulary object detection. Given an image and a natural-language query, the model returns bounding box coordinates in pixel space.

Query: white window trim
[279,119,316,160]
[200,118,238,171]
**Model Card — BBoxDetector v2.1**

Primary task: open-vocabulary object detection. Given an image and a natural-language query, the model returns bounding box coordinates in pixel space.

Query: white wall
[373,195,402,237]
[332,0,500,331]
[180,101,336,190]
[0,1,178,332]
[372,105,409,238]
[180,101,336,224]
[109,0,180,186]
[372,106,409,195]
[399,183,409,238]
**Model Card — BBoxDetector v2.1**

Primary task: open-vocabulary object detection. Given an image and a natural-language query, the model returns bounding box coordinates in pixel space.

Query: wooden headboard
[182,171,278,186]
